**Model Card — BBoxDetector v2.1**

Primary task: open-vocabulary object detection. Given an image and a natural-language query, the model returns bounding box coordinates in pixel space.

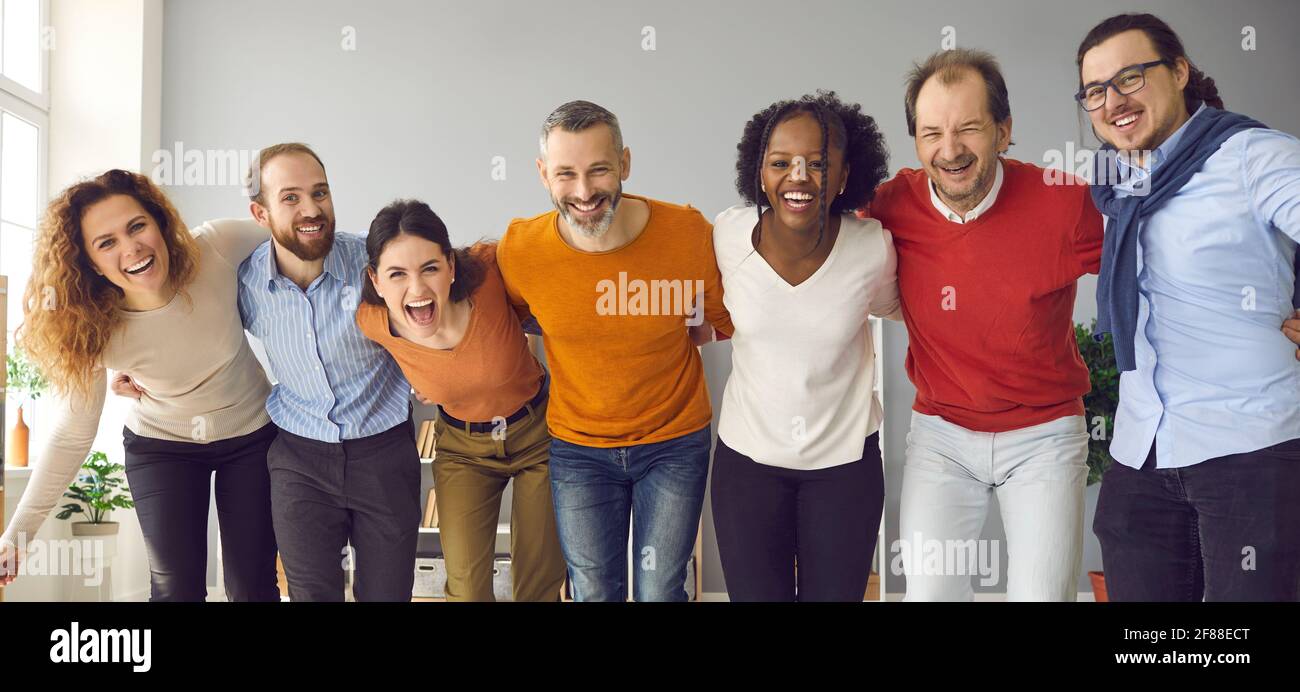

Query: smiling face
[536,123,629,238]
[913,68,1011,213]
[367,233,455,340]
[1080,29,1189,159]
[761,111,848,234]
[79,194,172,303]
[253,151,336,260]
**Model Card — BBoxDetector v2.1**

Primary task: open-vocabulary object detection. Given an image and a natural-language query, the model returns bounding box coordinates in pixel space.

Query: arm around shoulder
[200,218,271,268]
[869,226,902,320]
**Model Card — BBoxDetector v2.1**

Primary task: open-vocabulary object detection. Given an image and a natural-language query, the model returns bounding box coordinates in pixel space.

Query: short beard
[271,217,335,261]
[933,155,996,208]
[555,185,621,239]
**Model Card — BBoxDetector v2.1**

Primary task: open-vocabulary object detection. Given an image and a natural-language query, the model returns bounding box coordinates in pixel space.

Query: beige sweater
[1,219,272,549]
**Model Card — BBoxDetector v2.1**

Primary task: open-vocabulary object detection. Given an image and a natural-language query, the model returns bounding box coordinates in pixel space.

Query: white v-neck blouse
[712,204,899,470]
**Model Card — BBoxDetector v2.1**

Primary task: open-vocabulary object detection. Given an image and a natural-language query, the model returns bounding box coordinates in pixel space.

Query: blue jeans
[548,426,711,602]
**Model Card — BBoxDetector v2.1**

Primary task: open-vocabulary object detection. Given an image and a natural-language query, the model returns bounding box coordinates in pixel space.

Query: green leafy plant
[1076,320,1119,485]
[56,451,134,524]
[7,346,48,402]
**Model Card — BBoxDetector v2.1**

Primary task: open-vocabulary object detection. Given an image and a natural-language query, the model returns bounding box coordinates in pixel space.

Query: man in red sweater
[865,48,1104,601]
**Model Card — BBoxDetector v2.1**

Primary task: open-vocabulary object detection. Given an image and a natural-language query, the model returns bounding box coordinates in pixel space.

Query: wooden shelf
[865,572,881,602]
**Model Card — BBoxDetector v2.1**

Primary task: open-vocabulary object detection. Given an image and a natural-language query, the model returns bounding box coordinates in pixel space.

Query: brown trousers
[432,399,565,601]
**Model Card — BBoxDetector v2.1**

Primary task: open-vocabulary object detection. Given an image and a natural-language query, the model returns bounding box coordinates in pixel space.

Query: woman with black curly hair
[705,90,897,601]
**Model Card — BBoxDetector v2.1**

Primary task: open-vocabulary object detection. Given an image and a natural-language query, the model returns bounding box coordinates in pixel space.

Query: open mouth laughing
[404,297,436,327]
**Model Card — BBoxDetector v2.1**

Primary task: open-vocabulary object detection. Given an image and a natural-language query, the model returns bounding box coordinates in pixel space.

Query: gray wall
[160,0,1300,597]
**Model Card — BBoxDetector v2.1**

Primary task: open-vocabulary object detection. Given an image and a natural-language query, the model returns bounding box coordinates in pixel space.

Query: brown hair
[247,142,327,205]
[1075,13,1223,116]
[16,169,200,398]
[904,48,1012,138]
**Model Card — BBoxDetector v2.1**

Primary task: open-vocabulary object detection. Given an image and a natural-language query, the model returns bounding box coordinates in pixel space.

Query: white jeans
[899,412,1088,601]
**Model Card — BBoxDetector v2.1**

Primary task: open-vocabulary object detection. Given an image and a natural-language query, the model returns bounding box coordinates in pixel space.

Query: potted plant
[56,451,134,536]
[5,346,48,468]
[1076,320,1118,602]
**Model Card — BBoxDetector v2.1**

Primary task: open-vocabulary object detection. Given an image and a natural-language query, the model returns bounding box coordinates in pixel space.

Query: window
[0,0,47,456]
[0,0,47,343]
[0,0,45,99]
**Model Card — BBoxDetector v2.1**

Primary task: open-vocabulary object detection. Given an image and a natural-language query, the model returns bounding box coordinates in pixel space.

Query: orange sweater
[356,243,545,423]
[497,194,732,447]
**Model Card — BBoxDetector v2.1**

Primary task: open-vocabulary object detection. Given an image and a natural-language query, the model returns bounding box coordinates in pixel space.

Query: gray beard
[934,158,995,209]
[557,188,621,238]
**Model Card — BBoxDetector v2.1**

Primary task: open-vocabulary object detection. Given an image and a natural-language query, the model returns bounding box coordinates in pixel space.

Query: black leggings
[122,422,280,602]
[711,433,885,602]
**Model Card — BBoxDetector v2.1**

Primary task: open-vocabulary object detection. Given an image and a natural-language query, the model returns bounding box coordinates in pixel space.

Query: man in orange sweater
[497,100,732,601]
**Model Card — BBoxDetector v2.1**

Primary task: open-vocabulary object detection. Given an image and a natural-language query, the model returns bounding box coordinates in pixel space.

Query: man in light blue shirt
[238,143,419,602]
[1106,106,1300,470]
[1078,13,1300,601]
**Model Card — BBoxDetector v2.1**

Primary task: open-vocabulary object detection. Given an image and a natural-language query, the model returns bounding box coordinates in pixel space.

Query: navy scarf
[1090,106,1269,372]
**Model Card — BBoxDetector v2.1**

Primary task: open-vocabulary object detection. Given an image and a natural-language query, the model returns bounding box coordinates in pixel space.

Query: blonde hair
[16,169,200,399]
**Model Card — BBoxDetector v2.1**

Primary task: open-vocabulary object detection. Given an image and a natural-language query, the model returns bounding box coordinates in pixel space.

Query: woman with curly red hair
[0,169,278,601]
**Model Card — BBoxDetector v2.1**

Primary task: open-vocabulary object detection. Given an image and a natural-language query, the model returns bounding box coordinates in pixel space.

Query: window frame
[0,0,50,342]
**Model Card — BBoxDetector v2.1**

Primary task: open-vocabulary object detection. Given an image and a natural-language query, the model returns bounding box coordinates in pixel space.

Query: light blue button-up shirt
[238,232,411,442]
[1109,104,1300,469]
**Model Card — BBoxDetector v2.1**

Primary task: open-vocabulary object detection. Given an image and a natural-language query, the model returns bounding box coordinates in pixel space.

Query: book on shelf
[422,487,439,528]
[422,423,437,458]
[416,420,432,457]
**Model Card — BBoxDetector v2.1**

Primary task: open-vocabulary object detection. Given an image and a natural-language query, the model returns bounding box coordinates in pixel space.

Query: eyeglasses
[1075,60,1171,112]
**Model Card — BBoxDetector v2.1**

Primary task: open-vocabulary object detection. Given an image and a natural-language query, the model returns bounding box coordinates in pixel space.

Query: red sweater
[865,159,1103,433]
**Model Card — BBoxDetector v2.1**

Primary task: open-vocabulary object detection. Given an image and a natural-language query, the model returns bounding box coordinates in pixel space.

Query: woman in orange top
[356,199,564,601]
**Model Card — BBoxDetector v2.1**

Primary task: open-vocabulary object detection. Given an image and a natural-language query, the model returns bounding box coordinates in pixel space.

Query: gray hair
[539,100,624,159]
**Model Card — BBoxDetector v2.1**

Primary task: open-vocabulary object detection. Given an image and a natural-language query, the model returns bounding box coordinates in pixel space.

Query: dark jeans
[1094,437,1300,601]
[122,422,280,602]
[711,433,885,602]
[267,418,421,602]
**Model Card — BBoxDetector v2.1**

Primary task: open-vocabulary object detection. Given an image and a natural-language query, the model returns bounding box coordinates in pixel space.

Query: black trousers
[711,433,885,602]
[267,418,421,602]
[1094,437,1300,601]
[122,422,280,602]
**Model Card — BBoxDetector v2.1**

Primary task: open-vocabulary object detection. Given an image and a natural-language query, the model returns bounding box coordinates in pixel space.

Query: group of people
[1,12,1297,602]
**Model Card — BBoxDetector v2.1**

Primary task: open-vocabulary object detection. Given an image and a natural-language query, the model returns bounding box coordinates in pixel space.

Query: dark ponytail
[1184,65,1224,111]
[446,246,485,302]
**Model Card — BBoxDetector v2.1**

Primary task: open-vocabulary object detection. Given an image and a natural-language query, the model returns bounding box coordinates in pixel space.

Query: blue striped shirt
[238,232,411,442]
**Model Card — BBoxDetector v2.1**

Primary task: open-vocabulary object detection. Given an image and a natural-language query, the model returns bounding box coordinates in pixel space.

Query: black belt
[437,376,548,434]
